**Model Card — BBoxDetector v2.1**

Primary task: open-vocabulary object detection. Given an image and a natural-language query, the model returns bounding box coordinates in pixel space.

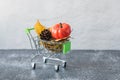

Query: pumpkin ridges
[58,28,67,39]
[52,29,59,39]
[50,23,71,40]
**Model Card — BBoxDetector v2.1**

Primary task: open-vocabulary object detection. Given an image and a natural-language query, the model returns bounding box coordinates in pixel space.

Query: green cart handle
[25,28,34,34]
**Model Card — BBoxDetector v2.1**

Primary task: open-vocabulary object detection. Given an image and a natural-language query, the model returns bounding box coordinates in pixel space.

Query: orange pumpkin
[50,23,71,40]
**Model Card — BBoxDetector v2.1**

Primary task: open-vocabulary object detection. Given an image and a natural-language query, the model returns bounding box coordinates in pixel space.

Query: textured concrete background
[0,50,120,80]
[0,0,120,49]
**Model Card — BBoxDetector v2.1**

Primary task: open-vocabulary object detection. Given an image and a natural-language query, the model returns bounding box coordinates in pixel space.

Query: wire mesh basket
[40,39,69,53]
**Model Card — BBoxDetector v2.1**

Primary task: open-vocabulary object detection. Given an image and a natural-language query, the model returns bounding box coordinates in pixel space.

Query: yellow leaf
[34,20,46,35]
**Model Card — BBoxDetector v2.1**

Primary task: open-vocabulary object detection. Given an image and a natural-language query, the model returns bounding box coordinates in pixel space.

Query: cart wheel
[31,62,36,70]
[63,62,67,68]
[43,57,47,63]
[55,65,59,72]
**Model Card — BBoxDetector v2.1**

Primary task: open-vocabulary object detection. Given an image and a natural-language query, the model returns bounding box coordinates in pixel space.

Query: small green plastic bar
[25,28,34,34]
[63,41,71,54]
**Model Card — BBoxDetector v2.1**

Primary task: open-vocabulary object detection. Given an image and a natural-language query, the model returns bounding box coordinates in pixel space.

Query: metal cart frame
[25,28,71,72]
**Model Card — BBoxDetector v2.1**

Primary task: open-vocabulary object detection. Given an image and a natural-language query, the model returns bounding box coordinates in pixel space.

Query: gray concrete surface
[0,49,120,80]
[0,0,120,50]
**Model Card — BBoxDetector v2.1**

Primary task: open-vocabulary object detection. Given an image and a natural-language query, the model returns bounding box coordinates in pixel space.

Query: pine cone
[40,29,52,41]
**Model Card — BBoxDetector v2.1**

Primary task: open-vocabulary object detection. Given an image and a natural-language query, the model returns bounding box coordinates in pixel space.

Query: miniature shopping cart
[25,28,71,72]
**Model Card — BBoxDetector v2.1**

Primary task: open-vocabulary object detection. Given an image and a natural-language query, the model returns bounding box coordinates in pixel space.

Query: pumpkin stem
[60,23,63,28]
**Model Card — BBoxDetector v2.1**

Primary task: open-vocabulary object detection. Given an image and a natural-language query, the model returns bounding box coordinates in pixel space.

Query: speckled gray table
[0,50,120,80]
